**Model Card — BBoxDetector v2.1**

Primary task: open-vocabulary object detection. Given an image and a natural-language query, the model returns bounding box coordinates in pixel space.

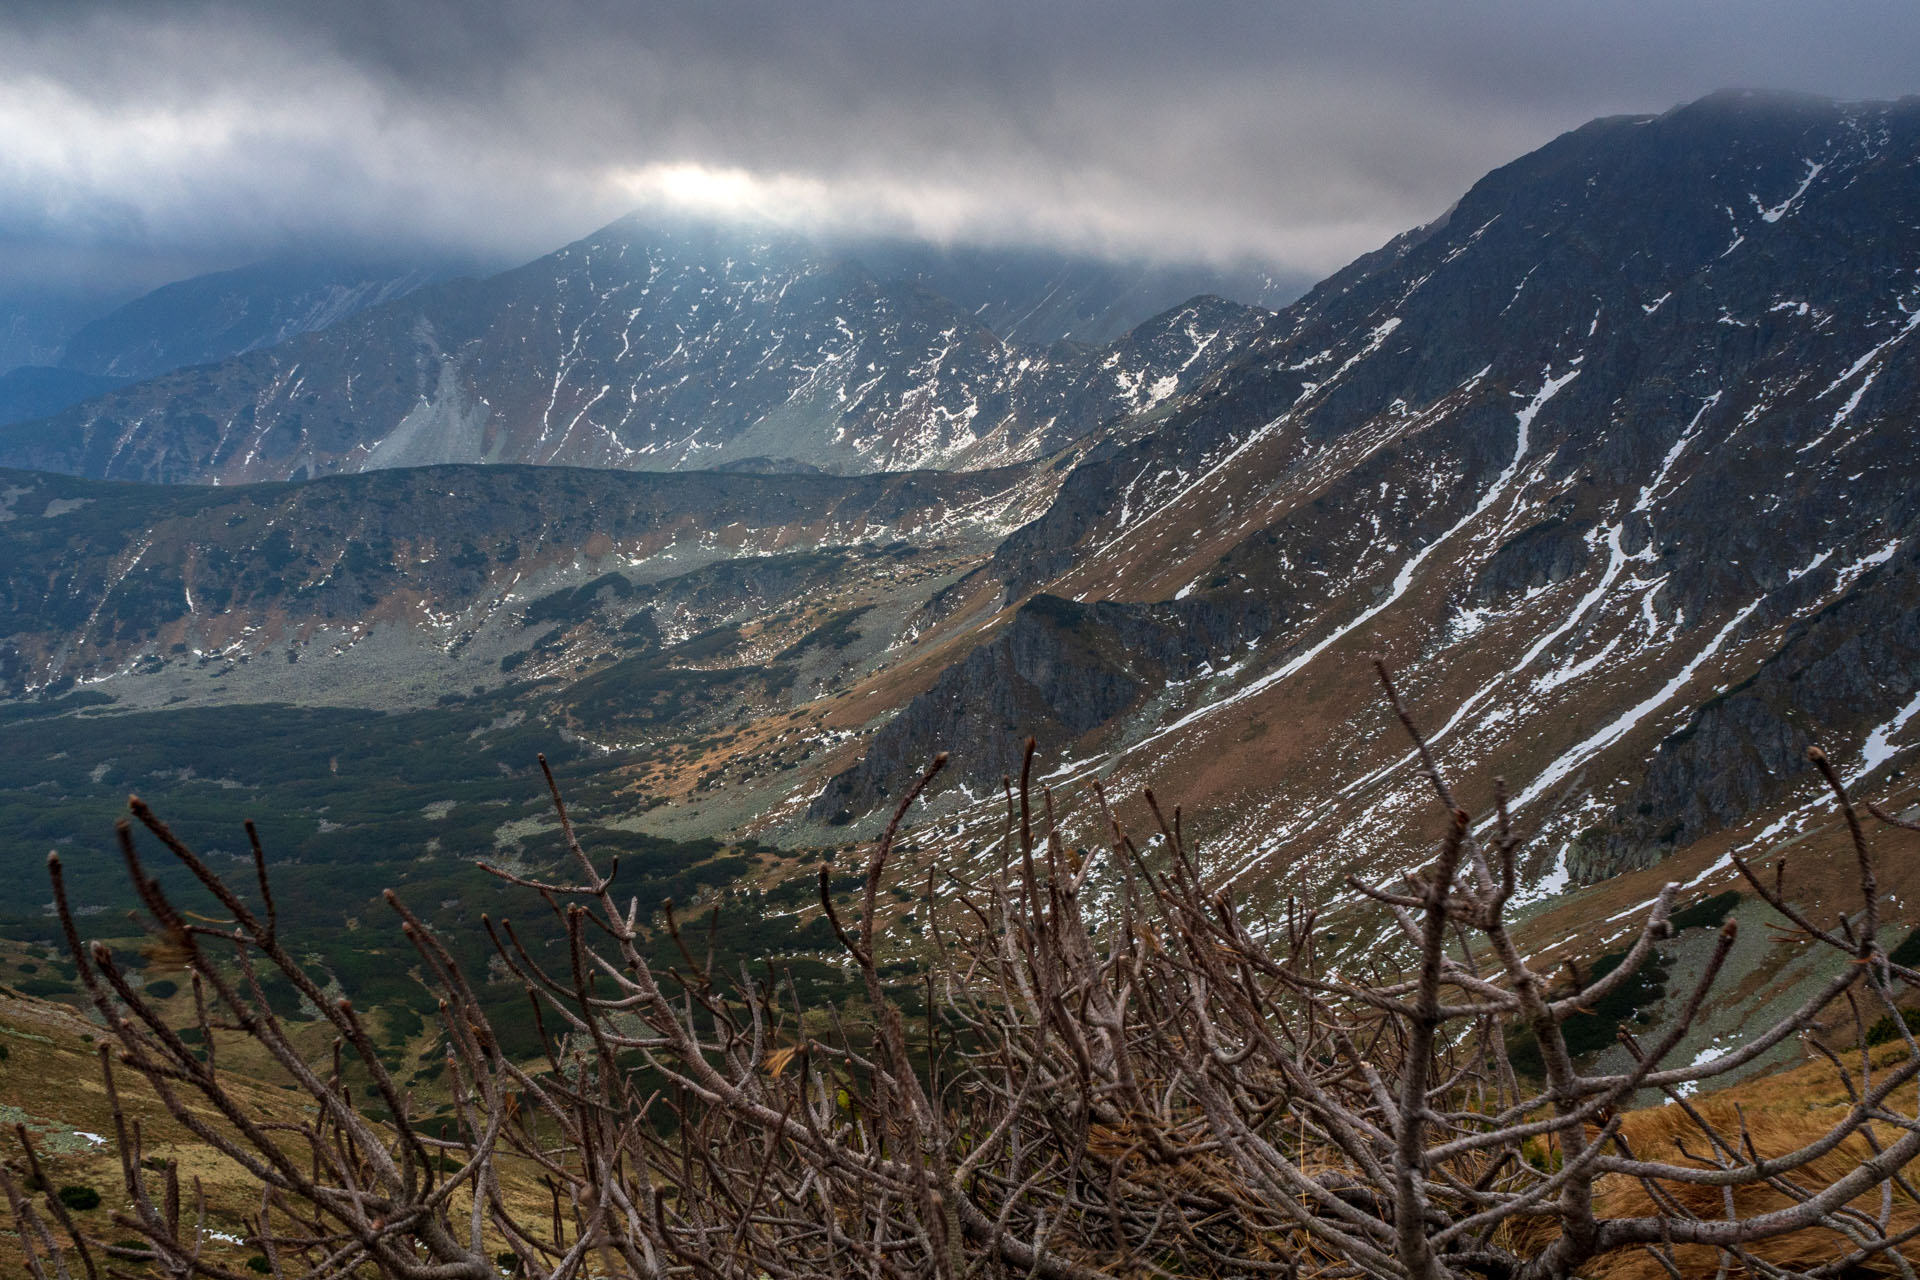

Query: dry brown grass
[0,974,556,1275]
[1519,1048,1920,1279]
[2,982,281,1273]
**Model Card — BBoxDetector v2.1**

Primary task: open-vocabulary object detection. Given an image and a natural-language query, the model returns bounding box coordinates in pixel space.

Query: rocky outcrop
[1472,510,1595,604]
[1584,545,1920,877]
[809,591,1270,821]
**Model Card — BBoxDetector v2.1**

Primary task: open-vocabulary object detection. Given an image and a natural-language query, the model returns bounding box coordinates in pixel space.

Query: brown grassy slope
[1567,1047,1920,1278]
[1,974,287,1273]
[0,952,557,1274]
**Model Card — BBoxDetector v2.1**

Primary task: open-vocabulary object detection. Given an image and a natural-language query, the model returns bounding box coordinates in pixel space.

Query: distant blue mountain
[0,366,125,427]
[0,255,464,422]
[56,256,474,381]
[0,286,129,374]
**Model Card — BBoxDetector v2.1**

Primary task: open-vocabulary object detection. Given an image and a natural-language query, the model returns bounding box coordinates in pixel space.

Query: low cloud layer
[5,0,1919,297]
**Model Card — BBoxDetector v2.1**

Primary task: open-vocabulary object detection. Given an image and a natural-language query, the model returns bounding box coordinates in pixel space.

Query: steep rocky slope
[812,91,1920,910]
[0,222,1267,483]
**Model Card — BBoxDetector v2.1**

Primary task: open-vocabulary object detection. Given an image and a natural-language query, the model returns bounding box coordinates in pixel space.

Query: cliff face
[1588,553,1920,876]
[811,592,1271,820]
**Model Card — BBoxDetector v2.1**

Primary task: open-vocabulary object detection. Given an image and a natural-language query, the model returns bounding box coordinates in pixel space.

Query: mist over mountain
[0,255,472,424]
[4,91,1920,1098]
[813,90,1920,880]
[55,256,475,382]
[831,238,1307,346]
[0,285,128,375]
[0,219,1273,482]
[0,366,124,428]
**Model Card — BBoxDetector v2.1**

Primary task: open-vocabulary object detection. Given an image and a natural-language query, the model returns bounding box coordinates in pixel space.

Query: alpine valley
[5,90,1920,1081]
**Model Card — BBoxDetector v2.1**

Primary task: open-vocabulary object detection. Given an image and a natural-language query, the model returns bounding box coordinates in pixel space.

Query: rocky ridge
[0,223,1268,484]
[0,460,1056,708]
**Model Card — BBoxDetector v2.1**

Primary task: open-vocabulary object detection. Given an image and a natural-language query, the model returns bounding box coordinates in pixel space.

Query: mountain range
[0,229,1271,481]
[3,89,1919,1076]
[0,257,479,426]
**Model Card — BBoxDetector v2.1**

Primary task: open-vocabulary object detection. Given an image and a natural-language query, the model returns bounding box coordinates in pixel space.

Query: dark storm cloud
[4,0,1919,294]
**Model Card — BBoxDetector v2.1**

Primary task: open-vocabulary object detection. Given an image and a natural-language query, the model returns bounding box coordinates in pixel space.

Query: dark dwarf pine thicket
[8,668,1920,1280]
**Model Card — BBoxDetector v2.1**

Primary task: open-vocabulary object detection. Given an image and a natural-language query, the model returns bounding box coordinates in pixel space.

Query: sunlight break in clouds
[5,0,1920,295]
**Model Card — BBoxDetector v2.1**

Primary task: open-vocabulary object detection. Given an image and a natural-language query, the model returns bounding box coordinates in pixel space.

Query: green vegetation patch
[1868,1007,1920,1047]
[1506,945,1671,1078]
[1888,925,1920,970]
[1668,890,1740,933]
[521,572,641,628]
[776,605,874,661]
[57,1185,102,1211]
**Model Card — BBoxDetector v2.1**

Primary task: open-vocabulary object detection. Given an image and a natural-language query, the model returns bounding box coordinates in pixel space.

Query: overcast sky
[4,0,1919,301]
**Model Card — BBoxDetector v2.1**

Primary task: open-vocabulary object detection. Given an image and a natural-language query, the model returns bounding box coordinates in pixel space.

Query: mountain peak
[0,221,1278,484]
